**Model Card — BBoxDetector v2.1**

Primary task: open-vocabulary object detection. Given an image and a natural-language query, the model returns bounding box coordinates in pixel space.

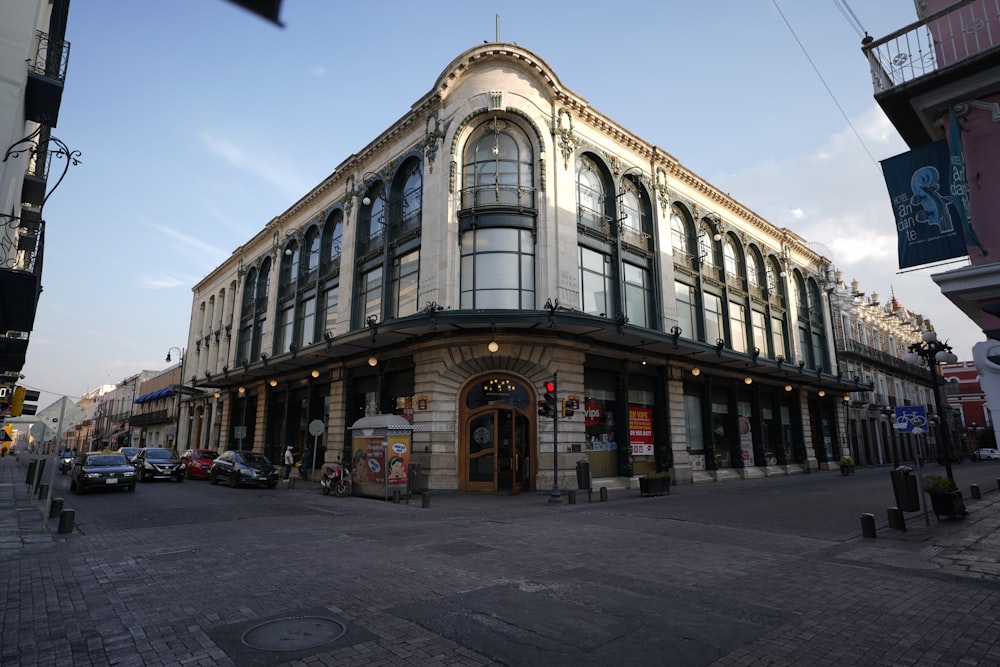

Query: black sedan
[209,450,279,489]
[70,452,137,493]
[133,447,185,482]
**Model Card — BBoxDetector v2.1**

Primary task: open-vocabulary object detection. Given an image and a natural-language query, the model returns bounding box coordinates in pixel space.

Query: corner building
[182,44,862,493]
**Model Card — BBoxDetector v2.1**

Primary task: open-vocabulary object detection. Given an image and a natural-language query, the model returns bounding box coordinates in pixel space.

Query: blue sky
[25,0,981,409]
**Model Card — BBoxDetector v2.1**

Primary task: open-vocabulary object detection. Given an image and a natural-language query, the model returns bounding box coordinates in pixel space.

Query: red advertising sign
[629,406,653,455]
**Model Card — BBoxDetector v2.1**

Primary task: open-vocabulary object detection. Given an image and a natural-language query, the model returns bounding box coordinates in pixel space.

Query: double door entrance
[460,374,534,493]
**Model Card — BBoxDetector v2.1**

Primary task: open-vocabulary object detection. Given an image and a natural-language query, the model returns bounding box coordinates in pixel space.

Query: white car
[974,448,1000,461]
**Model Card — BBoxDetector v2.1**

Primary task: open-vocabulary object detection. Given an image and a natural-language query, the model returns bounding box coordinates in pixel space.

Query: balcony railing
[863,0,999,93]
[578,205,612,237]
[28,30,70,83]
[460,184,536,211]
[0,214,43,273]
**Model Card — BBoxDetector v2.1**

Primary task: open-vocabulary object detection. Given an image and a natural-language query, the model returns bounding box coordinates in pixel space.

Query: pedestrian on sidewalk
[283,446,294,480]
[300,447,312,481]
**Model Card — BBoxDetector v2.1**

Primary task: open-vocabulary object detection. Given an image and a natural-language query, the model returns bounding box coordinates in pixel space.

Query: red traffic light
[544,380,556,393]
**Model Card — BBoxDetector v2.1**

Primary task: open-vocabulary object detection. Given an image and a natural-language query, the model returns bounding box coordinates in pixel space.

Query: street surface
[4,456,1000,666]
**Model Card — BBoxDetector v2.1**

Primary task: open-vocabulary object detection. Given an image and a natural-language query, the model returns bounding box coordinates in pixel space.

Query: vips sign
[629,406,653,456]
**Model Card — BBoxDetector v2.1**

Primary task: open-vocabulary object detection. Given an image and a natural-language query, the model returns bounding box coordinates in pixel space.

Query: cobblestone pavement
[3,454,1000,666]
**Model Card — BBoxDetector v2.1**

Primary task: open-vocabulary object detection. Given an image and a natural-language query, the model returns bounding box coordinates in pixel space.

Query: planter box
[840,464,855,476]
[639,476,670,497]
[929,491,966,521]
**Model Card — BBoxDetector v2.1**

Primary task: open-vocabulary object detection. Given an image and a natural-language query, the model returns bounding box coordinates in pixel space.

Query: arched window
[303,227,320,278]
[670,206,693,258]
[746,248,762,289]
[576,155,606,234]
[320,209,343,337]
[459,119,536,310]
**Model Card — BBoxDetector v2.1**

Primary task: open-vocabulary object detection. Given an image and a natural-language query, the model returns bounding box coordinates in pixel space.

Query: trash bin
[408,461,422,495]
[891,468,920,512]
[575,459,591,491]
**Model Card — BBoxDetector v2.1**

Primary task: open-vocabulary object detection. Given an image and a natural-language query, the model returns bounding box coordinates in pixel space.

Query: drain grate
[241,615,347,652]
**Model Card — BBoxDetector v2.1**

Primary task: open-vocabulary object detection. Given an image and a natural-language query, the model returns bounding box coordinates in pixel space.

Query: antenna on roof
[496,13,500,42]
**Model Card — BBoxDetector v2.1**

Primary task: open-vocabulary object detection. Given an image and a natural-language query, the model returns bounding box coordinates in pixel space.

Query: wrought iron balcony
[460,184,536,211]
[863,0,999,93]
[25,31,71,126]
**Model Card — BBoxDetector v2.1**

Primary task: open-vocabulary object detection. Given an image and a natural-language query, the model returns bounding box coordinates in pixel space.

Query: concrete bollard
[599,487,608,502]
[861,513,877,539]
[49,497,64,519]
[887,507,906,531]
[57,509,75,534]
[567,490,576,505]
[421,493,430,509]
[37,484,48,500]
[971,484,981,500]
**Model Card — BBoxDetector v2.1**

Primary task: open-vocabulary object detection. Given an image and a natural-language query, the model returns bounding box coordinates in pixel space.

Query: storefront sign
[629,406,653,456]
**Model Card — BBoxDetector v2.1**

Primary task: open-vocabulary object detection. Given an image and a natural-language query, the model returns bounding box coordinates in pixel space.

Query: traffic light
[9,387,25,417]
[8,387,39,417]
[538,378,557,418]
[561,399,574,418]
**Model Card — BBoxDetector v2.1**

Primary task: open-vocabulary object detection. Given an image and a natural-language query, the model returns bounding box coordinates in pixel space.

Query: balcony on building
[24,30,70,127]
[862,0,1000,146]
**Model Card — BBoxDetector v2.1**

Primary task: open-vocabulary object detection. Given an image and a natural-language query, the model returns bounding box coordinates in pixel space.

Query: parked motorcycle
[320,462,351,497]
[58,455,74,475]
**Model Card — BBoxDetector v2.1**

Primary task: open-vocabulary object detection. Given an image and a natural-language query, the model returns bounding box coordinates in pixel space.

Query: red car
[180,449,219,479]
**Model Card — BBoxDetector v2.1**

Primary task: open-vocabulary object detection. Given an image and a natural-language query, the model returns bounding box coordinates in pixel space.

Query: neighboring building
[940,360,991,453]
[827,277,963,466]
[0,1,73,393]
[131,366,181,450]
[179,43,864,494]
[92,372,156,451]
[863,0,1000,434]
[65,384,114,452]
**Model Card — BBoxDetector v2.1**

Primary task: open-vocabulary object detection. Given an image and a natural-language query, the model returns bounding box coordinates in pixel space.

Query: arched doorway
[460,374,534,493]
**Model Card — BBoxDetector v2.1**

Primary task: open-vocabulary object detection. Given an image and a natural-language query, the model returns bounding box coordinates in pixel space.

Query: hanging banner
[881,140,967,269]
[948,106,986,256]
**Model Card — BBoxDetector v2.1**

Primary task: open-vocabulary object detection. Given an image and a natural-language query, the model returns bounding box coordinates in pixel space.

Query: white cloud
[200,132,310,198]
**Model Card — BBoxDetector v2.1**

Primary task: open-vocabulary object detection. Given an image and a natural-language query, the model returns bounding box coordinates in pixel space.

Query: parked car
[70,452,136,494]
[133,447,185,482]
[210,450,279,488]
[974,448,1000,461]
[116,447,141,463]
[180,449,219,479]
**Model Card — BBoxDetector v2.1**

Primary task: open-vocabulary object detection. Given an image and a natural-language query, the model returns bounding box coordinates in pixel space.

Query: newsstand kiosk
[348,414,416,501]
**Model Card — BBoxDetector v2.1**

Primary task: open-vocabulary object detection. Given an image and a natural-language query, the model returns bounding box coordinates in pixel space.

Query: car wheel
[128,484,135,492]
[176,475,183,483]
[229,472,239,488]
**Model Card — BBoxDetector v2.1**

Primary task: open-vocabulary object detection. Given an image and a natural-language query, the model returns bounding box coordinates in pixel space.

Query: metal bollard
[599,487,608,502]
[887,507,906,531]
[57,509,75,534]
[392,490,401,504]
[971,484,981,500]
[37,484,48,500]
[49,497,64,519]
[421,493,430,508]
[861,513,877,538]
[567,490,576,505]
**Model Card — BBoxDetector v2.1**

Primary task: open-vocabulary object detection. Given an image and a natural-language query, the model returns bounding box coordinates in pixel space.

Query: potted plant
[921,473,966,520]
[839,455,855,476]
[639,470,671,497]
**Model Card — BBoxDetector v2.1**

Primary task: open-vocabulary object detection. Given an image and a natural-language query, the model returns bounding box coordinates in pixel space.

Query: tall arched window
[577,154,612,317]
[459,119,536,310]
[320,209,343,336]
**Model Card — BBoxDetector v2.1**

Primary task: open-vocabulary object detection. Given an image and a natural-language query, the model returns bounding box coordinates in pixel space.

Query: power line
[770,0,878,166]
[832,0,866,39]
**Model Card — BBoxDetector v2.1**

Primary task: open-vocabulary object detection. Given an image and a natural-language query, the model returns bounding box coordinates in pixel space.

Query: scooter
[59,455,74,475]
[320,462,351,497]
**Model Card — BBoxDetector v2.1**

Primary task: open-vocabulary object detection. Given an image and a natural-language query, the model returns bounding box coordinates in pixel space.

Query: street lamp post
[166,347,184,451]
[904,331,958,482]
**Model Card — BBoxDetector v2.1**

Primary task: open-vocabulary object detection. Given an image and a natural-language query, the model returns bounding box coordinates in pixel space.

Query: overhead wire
[770,0,879,166]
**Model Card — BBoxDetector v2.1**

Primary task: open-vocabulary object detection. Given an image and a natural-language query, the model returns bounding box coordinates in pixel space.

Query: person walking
[283,445,294,480]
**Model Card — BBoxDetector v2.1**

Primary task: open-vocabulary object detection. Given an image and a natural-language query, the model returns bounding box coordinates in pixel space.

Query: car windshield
[147,449,177,460]
[87,455,127,466]
[193,451,218,460]
[237,452,270,465]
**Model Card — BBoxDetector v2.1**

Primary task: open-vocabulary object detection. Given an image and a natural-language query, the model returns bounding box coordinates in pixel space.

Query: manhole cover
[241,616,347,652]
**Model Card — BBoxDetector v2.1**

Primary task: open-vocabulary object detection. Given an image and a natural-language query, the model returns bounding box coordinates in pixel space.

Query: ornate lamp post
[904,331,958,482]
